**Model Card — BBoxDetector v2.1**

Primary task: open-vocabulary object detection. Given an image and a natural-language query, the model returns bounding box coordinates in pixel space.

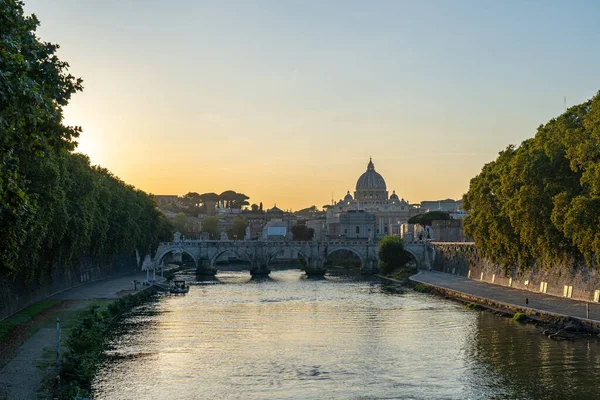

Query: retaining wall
[0,255,137,320]
[431,242,600,303]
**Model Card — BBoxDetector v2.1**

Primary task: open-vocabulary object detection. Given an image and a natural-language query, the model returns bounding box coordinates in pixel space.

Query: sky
[24,0,600,210]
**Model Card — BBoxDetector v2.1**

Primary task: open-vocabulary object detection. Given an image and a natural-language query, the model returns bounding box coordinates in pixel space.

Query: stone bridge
[153,239,433,277]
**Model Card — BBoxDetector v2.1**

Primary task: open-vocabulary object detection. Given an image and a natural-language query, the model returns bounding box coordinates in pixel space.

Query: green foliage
[294,205,325,218]
[513,312,527,322]
[463,91,600,272]
[413,283,429,293]
[0,0,83,272]
[202,216,219,239]
[466,302,479,310]
[291,224,315,241]
[0,300,59,341]
[0,3,171,280]
[227,217,248,240]
[61,289,157,398]
[408,211,451,226]
[378,236,411,274]
[218,190,249,209]
[172,212,190,235]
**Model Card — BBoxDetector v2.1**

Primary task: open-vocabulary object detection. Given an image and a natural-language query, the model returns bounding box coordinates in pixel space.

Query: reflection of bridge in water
[154,239,433,277]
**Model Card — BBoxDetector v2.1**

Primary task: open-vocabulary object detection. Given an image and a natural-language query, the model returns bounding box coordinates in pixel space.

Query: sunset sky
[24,1,600,210]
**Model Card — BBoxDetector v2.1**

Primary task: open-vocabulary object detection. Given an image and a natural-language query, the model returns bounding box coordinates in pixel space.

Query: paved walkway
[0,272,152,400]
[410,270,600,322]
[49,272,149,300]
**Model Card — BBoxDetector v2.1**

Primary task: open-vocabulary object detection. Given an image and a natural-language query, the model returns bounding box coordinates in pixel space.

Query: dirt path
[0,272,149,399]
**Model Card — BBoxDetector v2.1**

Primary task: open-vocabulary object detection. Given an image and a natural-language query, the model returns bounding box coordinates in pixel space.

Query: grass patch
[59,288,158,399]
[413,283,430,293]
[466,302,484,310]
[513,312,527,322]
[0,301,60,342]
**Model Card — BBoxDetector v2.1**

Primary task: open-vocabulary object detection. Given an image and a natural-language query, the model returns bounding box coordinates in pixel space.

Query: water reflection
[465,314,600,399]
[94,269,600,399]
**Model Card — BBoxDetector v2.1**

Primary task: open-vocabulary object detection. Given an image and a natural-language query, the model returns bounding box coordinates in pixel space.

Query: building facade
[326,159,422,236]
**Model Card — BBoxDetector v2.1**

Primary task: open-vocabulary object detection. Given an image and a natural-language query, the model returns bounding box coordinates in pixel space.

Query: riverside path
[410,270,600,323]
[0,272,150,400]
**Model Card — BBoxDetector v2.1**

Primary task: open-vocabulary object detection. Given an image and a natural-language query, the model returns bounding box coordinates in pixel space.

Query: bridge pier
[361,258,379,274]
[153,239,431,278]
[250,262,271,278]
[304,258,326,278]
[196,258,217,278]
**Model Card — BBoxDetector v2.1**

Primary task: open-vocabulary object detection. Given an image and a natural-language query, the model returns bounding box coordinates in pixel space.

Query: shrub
[413,283,429,293]
[513,312,527,322]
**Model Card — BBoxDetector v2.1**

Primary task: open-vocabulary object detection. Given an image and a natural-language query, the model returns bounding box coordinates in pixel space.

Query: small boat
[170,280,189,294]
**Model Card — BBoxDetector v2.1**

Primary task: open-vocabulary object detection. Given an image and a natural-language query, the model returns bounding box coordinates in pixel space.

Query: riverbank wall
[0,255,137,321]
[431,243,600,304]
[407,273,600,334]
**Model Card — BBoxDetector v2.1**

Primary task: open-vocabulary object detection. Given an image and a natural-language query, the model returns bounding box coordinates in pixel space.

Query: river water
[93,269,600,399]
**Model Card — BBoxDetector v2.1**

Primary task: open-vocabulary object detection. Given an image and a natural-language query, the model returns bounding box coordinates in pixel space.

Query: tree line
[463,91,600,273]
[0,2,171,281]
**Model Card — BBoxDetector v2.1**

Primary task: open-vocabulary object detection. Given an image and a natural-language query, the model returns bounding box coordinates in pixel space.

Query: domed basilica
[326,158,421,237]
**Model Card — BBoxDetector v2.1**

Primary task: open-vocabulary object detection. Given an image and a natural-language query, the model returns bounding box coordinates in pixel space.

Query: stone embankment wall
[0,256,137,320]
[431,243,600,303]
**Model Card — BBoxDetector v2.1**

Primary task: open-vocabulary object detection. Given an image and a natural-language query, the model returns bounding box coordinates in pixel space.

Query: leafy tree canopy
[0,2,171,279]
[378,236,411,274]
[202,216,219,240]
[291,225,314,241]
[408,211,450,226]
[463,90,600,272]
[227,217,248,240]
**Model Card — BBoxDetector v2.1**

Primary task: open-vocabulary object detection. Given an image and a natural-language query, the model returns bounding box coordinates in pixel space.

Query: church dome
[390,190,399,201]
[356,158,386,191]
[344,191,353,201]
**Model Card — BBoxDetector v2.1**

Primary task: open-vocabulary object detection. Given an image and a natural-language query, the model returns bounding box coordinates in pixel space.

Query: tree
[219,190,237,208]
[408,211,450,226]
[378,236,411,274]
[202,216,219,240]
[172,213,189,236]
[199,192,220,203]
[228,217,248,240]
[0,1,83,273]
[182,192,201,207]
[291,225,314,241]
[294,205,325,217]
[0,2,169,281]
[251,204,259,212]
[463,90,600,272]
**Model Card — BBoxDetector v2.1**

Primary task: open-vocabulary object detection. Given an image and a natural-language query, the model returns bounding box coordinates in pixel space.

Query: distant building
[431,219,468,242]
[326,159,422,236]
[338,210,376,240]
[306,219,327,240]
[263,220,288,240]
[153,195,180,207]
[420,199,462,213]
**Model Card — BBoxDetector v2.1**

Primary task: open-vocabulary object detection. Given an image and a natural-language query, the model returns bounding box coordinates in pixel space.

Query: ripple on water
[93,269,600,400]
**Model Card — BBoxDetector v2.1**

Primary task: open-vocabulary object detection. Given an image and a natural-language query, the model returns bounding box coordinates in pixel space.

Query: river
[93,268,600,399]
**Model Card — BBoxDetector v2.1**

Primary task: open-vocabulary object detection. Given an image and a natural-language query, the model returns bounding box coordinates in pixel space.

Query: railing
[159,240,379,247]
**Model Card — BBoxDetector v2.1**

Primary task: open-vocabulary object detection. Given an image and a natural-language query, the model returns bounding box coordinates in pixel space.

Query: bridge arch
[155,247,198,268]
[210,248,251,267]
[265,247,310,266]
[403,247,421,269]
[325,246,366,269]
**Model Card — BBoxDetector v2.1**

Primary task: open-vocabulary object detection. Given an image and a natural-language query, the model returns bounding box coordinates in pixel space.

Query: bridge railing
[158,240,380,246]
